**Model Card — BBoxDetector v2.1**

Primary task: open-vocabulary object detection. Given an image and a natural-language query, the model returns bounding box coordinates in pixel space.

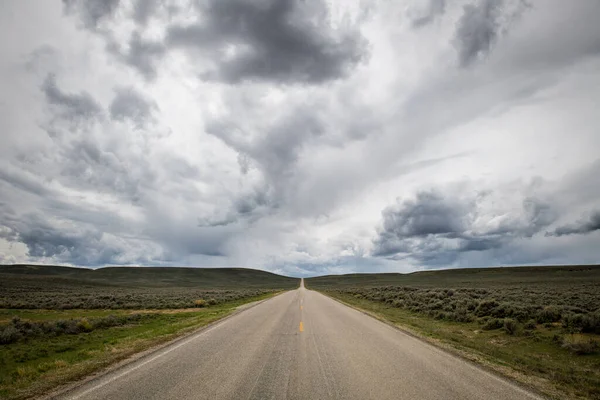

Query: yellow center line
[300,305,303,310]
[299,321,304,332]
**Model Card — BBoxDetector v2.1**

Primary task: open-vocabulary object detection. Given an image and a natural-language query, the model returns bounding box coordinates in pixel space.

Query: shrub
[0,325,21,344]
[475,300,499,317]
[392,299,404,308]
[434,311,448,320]
[524,319,537,330]
[482,318,504,330]
[207,298,218,306]
[536,306,562,324]
[194,299,207,307]
[580,313,600,334]
[503,318,519,335]
[561,335,599,355]
[452,308,475,323]
[563,312,600,334]
[76,318,93,333]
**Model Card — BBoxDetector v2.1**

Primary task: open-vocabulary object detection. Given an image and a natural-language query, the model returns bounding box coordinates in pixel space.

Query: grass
[306,265,600,400]
[0,265,299,289]
[0,265,299,309]
[0,292,278,400]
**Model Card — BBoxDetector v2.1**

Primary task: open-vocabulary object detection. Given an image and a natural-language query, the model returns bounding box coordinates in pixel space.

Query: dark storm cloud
[166,0,366,84]
[521,197,557,237]
[453,0,530,66]
[372,191,473,258]
[61,0,166,80]
[376,191,468,242]
[206,102,325,210]
[41,74,103,122]
[109,32,167,81]
[201,98,333,229]
[411,0,446,28]
[548,212,600,237]
[198,186,276,228]
[453,0,502,66]
[248,108,324,183]
[109,86,158,128]
[132,0,159,26]
[372,190,556,265]
[62,0,120,30]
[0,213,124,265]
[62,0,366,83]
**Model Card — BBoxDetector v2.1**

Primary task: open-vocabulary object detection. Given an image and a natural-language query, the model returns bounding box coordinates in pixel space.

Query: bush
[561,335,599,355]
[76,318,93,333]
[536,306,562,324]
[564,312,600,334]
[475,300,499,317]
[580,313,600,334]
[194,299,207,307]
[482,318,504,330]
[207,298,218,306]
[503,318,519,335]
[524,319,537,330]
[0,325,21,344]
[451,308,475,323]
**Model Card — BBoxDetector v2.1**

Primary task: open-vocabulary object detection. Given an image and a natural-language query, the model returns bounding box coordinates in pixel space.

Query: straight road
[56,279,542,400]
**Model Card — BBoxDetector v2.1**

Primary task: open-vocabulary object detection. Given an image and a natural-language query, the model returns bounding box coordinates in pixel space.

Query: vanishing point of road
[55,279,542,400]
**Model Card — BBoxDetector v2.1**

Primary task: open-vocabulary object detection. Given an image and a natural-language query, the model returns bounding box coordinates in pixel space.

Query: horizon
[2,262,599,279]
[1,0,599,276]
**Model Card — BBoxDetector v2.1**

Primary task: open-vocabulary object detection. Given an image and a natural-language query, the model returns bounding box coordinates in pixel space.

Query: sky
[0,0,599,277]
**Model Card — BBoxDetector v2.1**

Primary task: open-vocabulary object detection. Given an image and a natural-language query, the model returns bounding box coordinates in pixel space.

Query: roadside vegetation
[0,265,298,310]
[0,265,298,399]
[306,265,600,400]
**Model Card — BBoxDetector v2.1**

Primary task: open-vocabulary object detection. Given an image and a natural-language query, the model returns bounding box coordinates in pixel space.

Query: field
[306,265,600,400]
[0,265,298,309]
[0,265,299,399]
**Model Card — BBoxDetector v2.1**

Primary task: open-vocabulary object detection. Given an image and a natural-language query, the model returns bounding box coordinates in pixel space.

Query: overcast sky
[1,0,599,277]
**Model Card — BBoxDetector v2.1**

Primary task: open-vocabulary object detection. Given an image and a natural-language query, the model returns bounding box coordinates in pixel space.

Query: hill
[0,264,299,289]
[305,265,600,288]
[0,265,299,309]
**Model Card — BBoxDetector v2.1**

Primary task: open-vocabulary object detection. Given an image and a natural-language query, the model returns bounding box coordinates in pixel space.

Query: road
[56,279,542,400]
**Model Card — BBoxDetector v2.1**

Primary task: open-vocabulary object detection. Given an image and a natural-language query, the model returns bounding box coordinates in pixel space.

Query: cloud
[41,74,103,123]
[0,211,158,266]
[372,189,557,266]
[376,191,469,243]
[132,0,159,26]
[453,0,530,66]
[109,86,158,128]
[109,32,167,81]
[166,0,367,84]
[62,0,121,30]
[410,0,446,28]
[548,212,600,237]
[1,0,600,275]
[205,98,326,216]
[61,0,367,84]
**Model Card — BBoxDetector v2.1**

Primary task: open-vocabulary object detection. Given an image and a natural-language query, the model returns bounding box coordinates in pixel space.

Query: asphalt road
[56,279,542,400]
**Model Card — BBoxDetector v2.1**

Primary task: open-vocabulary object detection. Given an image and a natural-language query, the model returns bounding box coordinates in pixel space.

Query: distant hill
[0,265,299,289]
[305,265,600,288]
